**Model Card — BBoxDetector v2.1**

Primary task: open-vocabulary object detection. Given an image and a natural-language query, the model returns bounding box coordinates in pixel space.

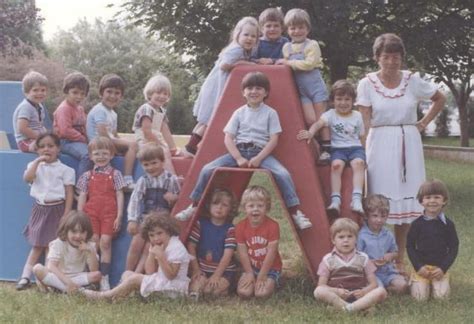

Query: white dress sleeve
[411,72,438,100]
[355,77,372,107]
[220,43,245,65]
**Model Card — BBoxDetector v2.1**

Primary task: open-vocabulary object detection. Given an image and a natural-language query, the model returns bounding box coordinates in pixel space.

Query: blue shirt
[86,102,117,140]
[251,36,289,60]
[357,223,398,275]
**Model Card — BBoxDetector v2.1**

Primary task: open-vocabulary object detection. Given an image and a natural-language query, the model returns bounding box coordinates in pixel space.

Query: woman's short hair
[330,218,359,239]
[372,33,406,60]
[241,185,271,211]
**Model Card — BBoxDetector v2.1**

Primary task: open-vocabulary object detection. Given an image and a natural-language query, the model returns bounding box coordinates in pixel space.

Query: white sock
[330,193,341,205]
[42,273,67,292]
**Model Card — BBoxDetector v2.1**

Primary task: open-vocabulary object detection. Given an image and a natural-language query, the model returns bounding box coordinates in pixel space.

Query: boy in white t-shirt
[298,80,365,214]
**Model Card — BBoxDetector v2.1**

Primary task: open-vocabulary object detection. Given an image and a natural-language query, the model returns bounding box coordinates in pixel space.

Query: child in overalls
[77,136,126,290]
[126,144,180,272]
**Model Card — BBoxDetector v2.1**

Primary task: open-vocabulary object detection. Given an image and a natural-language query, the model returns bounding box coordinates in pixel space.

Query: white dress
[140,236,192,297]
[192,42,249,125]
[356,71,438,224]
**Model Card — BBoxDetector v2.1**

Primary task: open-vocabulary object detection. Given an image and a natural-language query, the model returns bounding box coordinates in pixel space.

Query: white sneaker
[327,201,341,214]
[317,151,331,165]
[175,204,196,221]
[100,275,110,291]
[351,200,364,214]
[292,210,312,230]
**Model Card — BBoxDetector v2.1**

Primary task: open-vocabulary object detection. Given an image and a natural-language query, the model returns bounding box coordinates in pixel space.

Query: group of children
[11,6,459,312]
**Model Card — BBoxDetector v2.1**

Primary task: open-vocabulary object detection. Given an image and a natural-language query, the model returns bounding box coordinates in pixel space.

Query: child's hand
[207,274,221,289]
[255,273,267,291]
[66,281,80,294]
[238,272,255,289]
[430,267,444,280]
[257,58,274,65]
[149,244,165,259]
[35,155,49,163]
[236,157,249,168]
[382,253,393,263]
[417,265,431,279]
[78,241,94,254]
[192,271,206,281]
[352,288,366,299]
[248,156,263,168]
[113,217,122,233]
[373,258,387,267]
[296,130,313,144]
[275,58,287,65]
[336,288,352,300]
[127,221,139,235]
[164,192,179,205]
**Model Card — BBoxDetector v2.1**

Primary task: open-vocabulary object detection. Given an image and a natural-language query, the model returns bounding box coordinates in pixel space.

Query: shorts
[331,146,366,162]
[410,265,450,284]
[87,211,116,236]
[252,266,281,286]
[297,70,329,104]
[376,270,404,288]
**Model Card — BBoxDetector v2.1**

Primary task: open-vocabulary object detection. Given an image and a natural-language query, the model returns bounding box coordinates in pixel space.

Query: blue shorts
[296,69,329,104]
[376,268,402,287]
[331,146,366,163]
[252,266,281,286]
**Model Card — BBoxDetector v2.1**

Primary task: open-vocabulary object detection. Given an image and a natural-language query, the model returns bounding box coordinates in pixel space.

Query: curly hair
[204,188,238,223]
[141,210,180,241]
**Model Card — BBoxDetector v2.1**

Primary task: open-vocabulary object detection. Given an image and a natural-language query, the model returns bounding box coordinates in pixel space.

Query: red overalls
[83,168,117,235]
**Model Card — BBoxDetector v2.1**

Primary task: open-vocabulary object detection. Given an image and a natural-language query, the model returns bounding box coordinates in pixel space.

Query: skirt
[23,202,65,247]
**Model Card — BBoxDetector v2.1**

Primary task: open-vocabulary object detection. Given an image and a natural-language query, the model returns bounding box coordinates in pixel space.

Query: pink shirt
[53,100,87,142]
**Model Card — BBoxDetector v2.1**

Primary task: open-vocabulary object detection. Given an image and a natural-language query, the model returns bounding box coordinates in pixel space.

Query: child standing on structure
[77,136,126,290]
[53,72,91,179]
[183,16,259,156]
[297,80,365,213]
[314,218,387,312]
[276,8,330,163]
[16,133,75,290]
[12,71,48,152]
[176,71,312,230]
[126,144,181,272]
[251,8,288,65]
[407,179,459,300]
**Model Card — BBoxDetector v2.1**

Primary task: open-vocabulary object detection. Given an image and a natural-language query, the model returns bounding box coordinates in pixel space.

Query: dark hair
[36,132,60,148]
[99,74,125,95]
[241,72,270,96]
[137,143,165,162]
[88,136,116,155]
[205,188,238,223]
[259,7,284,26]
[417,179,449,204]
[141,210,180,241]
[57,210,93,241]
[329,79,356,101]
[372,33,406,60]
[63,72,90,95]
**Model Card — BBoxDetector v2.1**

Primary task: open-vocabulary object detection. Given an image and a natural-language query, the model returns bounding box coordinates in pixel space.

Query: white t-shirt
[26,160,75,204]
[48,238,97,274]
[321,109,364,148]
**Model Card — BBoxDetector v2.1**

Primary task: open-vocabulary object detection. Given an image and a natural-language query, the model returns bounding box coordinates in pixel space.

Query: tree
[0,0,45,56]
[48,19,196,134]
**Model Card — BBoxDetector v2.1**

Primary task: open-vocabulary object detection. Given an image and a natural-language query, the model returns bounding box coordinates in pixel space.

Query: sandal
[16,277,31,291]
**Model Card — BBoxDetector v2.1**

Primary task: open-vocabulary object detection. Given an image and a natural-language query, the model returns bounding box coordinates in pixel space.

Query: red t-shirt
[235,216,282,271]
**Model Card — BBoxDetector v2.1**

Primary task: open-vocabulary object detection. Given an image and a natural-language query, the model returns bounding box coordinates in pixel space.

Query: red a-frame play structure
[171,65,359,282]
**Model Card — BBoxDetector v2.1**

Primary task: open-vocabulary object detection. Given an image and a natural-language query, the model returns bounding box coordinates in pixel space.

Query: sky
[36,0,122,40]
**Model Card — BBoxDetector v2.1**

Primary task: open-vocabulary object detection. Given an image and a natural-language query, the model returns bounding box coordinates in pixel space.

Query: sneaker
[100,275,110,291]
[327,201,341,214]
[182,146,195,158]
[175,204,196,221]
[350,200,364,214]
[292,210,312,230]
[317,151,331,165]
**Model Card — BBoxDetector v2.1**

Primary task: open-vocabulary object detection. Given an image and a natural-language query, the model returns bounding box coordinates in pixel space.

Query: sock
[185,133,202,155]
[43,273,67,292]
[21,264,33,279]
[352,189,363,202]
[344,303,354,312]
[320,140,331,153]
[330,193,341,205]
[100,262,110,276]
[288,206,298,215]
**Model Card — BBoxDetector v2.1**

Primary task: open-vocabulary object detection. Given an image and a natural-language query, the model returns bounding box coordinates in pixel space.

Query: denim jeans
[190,147,299,207]
[60,140,91,179]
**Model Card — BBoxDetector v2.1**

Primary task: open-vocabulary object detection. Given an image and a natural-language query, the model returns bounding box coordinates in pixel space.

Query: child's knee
[375,287,388,301]
[100,236,112,250]
[237,287,253,299]
[313,286,326,299]
[350,159,365,170]
[331,160,344,171]
[32,264,47,279]
[89,271,102,283]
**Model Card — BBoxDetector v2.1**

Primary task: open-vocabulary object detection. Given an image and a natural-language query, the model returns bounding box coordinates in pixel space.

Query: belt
[236,142,262,150]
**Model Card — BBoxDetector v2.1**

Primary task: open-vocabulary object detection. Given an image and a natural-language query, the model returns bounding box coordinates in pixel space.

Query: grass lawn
[1,157,473,323]
[422,136,473,147]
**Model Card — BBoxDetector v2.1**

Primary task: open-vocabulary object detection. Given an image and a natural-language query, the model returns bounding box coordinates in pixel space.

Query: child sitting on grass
[407,179,459,301]
[187,188,238,299]
[33,211,102,293]
[236,186,282,299]
[357,194,408,294]
[314,218,387,312]
[83,211,192,300]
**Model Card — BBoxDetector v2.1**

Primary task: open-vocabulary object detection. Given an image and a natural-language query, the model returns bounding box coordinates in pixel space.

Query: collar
[260,36,285,43]
[423,212,447,224]
[40,160,61,167]
[361,222,388,236]
[246,102,265,110]
[331,247,356,262]
[93,164,113,173]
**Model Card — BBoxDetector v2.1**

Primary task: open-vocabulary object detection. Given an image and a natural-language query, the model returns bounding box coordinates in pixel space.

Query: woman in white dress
[356,33,445,273]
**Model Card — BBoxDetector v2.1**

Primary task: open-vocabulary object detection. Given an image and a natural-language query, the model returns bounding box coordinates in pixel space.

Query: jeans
[190,147,299,207]
[60,140,91,180]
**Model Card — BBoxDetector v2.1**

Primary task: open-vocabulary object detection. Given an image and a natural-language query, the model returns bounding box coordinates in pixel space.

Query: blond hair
[88,136,116,155]
[363,194,390,217]
[143,74,172,101]
[284,8,311,30]
[22,71,48,93]
[137,143,165,162]
[241,185,271,211]
[330,218,359,239]
[226,16,259,50]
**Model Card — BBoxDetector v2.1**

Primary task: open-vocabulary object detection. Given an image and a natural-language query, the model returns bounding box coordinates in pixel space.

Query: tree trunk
[328,62,349,85]
[457,96,470,147]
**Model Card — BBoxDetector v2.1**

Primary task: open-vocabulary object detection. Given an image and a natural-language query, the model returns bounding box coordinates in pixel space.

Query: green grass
[422,136,472,147]
[1,157,473,323]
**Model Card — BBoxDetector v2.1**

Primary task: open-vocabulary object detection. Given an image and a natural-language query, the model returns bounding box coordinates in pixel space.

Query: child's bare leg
[410,278,430,301]
[301,102,317,127]
[136,242,149,273]
[350,159,365,191]
[237,273,255,299]
[203,277,230,297]
[190,274,207,294]
[254,278,276,299]
[394,224,410,269]
[329,160,344,207]
[20,246,45,280]
[113,139,137,177]
[314,286,348,310]
[32,264,49,292]
[432,275,450,299]
[350,287,387,311]
[125,234,146,271]
[97,272,144,299]
[313,102,329,140]
[99,234,113,281]
[387,275,408,294]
